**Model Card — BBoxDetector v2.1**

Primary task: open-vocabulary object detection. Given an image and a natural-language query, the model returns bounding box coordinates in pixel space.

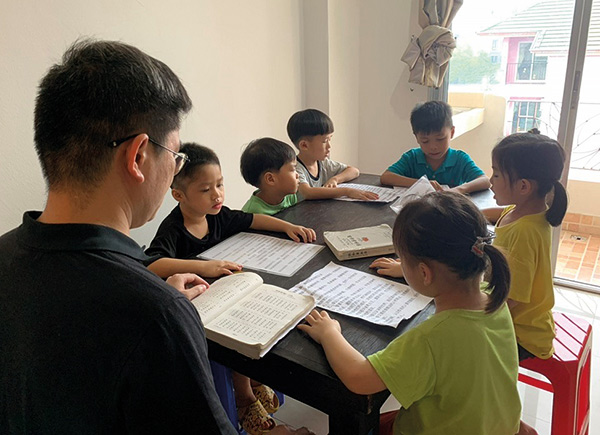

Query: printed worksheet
[334,183,403,203]
[289,262,431,327]
[199,233,324,277]
[389,176,448,213]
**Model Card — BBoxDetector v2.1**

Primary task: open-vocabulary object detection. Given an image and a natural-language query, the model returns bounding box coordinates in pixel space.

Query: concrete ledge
[452,107,485,139]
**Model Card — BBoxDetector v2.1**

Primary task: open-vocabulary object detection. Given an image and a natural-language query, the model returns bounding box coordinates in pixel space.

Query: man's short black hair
[172,143,220,191]
[240,138,296,187]
[410,101,453,135]
[286,109,334,147]
[34,38,192,190]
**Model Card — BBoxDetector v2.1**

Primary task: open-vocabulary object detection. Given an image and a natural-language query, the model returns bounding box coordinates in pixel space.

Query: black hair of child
[286,108,334,146]
[240,138,296,188]
[393,191,511,314]
[171,142,220,190]
[410,100,453,135]
[492,132,568,227]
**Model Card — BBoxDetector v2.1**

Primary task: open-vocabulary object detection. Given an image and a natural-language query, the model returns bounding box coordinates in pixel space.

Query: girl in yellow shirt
[484,131,568,362]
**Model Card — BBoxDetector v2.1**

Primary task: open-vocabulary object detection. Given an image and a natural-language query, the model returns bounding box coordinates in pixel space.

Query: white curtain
[401,0,463,87]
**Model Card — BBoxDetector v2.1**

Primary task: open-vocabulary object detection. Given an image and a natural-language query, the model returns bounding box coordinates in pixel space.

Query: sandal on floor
[237,399,276,435]
[251,384,280,414]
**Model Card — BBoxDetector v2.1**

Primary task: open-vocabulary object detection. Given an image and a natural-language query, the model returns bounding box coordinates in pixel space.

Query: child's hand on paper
[297,309,342,344]
[285,223,317,243]
[346,188,379,201]
[166,273,209,301]
[199,259,243,277]
[369,257,404,278]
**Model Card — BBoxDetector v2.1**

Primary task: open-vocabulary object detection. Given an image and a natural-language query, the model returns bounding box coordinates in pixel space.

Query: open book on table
[191,272,316,359]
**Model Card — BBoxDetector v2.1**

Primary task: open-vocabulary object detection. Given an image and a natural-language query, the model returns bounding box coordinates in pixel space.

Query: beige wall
[0,0,430,246]
[0,0,303,246]
[451,94,507,177]
[357,0,428,174]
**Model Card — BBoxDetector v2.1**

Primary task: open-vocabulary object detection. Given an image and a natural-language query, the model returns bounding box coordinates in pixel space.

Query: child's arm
[298,183,379,201]
[450,175,491,194]
[323,166,360,188]
[148,257,243,278]
[482,207,504,224]
[297,310,387,395]
[369,257,404,278]
[251,214,317,242]
[380,170,417,187]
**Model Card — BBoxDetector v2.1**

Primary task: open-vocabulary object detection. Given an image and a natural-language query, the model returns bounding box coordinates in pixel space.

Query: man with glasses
[0,39,309,434]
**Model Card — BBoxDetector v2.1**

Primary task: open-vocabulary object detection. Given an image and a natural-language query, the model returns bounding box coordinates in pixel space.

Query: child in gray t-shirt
[287,109,379,201]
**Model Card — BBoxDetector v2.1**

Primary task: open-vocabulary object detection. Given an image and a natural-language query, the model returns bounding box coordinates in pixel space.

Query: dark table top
[208,174,497,433]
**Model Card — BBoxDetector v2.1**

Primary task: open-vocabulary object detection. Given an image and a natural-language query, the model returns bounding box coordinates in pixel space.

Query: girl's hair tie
[471,235,494,258]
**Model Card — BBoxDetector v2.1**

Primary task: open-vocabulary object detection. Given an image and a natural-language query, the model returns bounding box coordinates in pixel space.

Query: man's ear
[263,171,276,186]
[450,126,455,139]
[124,134,150,183]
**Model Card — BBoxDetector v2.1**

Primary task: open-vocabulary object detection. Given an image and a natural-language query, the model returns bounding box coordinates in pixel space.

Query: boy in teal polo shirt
[381,101,491,194]
[241,137,301,215]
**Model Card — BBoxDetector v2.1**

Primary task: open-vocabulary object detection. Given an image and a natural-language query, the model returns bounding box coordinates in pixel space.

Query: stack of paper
[290,262,431,327]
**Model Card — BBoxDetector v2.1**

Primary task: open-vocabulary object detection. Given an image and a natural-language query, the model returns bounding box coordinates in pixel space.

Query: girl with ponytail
[484,130,567,363]
[299,192,521,435]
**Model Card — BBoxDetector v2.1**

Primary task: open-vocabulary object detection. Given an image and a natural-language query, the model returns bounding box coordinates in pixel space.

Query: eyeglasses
[109,134,189,175]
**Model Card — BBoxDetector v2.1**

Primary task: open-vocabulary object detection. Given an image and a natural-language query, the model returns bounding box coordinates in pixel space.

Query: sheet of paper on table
[199,232,324,277]
[334,183,403,203]
[289,262,432,327]
[390,175,449,213]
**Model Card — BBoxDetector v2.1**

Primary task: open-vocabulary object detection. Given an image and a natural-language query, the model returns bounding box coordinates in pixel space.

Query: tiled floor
[556,230,600,286]
[271,285,600,435]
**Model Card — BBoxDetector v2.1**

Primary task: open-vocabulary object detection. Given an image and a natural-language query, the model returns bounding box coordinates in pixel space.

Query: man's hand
[346,188,379,201]
[166,273,209,301]
[285,223,317,243]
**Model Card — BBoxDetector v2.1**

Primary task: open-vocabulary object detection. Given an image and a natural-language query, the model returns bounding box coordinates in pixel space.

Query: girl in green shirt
[299,192,523,434]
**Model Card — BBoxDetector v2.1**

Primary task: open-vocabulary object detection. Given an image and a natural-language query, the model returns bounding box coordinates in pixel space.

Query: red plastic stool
[517,312,593,435]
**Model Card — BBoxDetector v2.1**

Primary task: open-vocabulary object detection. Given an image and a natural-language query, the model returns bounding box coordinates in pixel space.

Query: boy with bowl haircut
[241,137,301,215]
[287,109,379,201]
[145,142,316,279]
[380,101,491,194]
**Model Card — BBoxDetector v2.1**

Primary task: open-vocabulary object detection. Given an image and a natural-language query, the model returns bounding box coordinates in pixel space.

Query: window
[516,42,547,81]
[491,55,500,64]
[511,101,541,132]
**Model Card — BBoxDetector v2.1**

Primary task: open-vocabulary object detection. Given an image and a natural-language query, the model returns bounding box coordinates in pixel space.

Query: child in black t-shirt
[145,143,316,434]
[146,142,315,278]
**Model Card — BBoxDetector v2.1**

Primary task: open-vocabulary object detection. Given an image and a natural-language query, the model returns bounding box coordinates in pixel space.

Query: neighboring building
[478,0,600,170]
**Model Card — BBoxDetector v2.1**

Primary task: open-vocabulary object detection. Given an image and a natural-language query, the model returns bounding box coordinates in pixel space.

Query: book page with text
[191,272,263,324]
[207,284,315,347]
[290,262,431,327]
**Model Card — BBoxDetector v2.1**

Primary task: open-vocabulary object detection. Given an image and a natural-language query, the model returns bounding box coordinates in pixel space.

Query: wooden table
[207,174,496,434]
